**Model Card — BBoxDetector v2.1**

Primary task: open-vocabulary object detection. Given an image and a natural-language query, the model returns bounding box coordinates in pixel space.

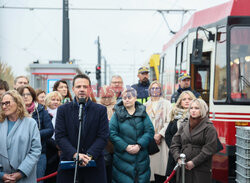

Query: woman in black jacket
[165,91,196,183]
[18,86,54,182]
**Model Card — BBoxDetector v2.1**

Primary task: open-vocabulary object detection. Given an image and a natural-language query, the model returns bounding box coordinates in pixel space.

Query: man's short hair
[111,75,123,81]
[14,76,29,84]
[110,75,123,85]
[73,74,91,86]
[121,87,137,98]
[0,79,9,91]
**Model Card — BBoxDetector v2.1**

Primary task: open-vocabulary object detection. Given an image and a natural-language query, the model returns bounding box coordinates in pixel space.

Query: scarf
[189,116,202,131]
[47,107,57,139]
[27,102,35,114]
[174,108,188,129]
[145,98,166,133]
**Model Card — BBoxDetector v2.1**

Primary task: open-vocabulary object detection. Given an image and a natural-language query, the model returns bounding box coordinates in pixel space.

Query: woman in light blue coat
[0,90,41,183]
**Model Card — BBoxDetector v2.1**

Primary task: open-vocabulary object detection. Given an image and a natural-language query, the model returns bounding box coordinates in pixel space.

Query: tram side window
[230,26,250,102]
[214,27,227,101]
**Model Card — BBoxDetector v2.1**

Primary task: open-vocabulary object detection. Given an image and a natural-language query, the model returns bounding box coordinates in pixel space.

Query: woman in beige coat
[170,99,217,183]
[99,85,116,183]
[145,81,171,183]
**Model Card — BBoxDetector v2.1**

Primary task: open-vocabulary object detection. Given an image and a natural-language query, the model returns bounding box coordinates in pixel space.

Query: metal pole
[180,153,186,183]
[104,58,107,85]
[73,103,84,183]
[62,0,70,63]
[97,36,101,96]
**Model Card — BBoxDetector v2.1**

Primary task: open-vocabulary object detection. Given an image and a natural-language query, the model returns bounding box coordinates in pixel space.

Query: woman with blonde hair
[170,98,217,183]
[144,81,171,183]
[44,91,62,183]
[45,91,62,130]
[0,90,41,182]
[99,85,116,183]
[165,90,196,183]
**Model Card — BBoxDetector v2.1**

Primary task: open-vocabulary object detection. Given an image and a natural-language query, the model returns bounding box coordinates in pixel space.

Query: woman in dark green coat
[109,88,154,183]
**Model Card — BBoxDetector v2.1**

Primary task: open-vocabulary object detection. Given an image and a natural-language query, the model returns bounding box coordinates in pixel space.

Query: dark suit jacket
[55,98,109,183]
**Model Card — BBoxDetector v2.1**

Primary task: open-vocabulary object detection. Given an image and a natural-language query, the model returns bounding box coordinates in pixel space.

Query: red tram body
[158,0,250,182]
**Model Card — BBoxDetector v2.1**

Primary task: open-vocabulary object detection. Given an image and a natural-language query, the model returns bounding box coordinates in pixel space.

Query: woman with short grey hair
[109,87,154,183]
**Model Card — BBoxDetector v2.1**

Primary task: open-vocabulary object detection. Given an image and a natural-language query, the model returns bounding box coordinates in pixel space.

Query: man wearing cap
[171,73,201,103]
[131,66,150,104]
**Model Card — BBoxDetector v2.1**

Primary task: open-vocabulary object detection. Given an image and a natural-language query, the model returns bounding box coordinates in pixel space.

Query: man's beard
[141,78,149,85]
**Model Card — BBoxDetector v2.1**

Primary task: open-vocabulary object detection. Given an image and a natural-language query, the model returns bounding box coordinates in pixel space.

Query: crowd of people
[0,66,220,183]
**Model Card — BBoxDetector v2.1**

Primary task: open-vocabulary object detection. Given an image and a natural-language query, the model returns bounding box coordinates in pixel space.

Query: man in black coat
[171,73,201,103]
[55,74,109,183]
[131,66,150,104]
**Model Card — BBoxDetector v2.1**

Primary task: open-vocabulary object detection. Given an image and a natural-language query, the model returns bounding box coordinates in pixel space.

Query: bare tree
[0,61,15,89]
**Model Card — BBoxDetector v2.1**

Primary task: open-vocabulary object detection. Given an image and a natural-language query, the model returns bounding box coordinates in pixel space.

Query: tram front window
[230,26,250,102]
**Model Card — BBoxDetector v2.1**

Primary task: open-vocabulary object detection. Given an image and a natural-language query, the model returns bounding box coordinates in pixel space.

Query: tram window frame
[160,55,165,87]
[181,38,188,72]
[175,38,188,87]
[228,25,250,105]
[213,26,228,104]
[182,38,188,63]
[175,44,181,88]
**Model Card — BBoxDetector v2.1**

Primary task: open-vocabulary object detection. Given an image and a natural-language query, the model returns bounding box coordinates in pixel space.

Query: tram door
[191,51,211,104]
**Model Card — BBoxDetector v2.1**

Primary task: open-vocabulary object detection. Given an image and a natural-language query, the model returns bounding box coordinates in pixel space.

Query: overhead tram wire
[0,6,195,13]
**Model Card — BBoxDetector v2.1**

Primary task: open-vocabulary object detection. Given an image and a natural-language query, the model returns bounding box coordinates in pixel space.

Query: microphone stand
[74,98,86,183]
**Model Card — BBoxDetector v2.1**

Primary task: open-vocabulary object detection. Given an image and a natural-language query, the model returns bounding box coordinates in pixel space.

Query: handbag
[148,139,160,155]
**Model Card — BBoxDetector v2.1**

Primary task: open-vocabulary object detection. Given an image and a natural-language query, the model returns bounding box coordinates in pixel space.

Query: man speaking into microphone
[55,74,109,183]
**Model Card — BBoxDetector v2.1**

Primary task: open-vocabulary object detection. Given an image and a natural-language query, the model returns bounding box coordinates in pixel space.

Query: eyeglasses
[22,93,31,97]
[151,87,160,90]
[122,96,133,100]
[0,101,11,107]
[111,81,123,84]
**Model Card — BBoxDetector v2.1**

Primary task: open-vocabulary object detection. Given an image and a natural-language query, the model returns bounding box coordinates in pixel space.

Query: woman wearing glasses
[144,81,171,183]
[0,90,41,183]
[18,86,54,182]
[109,88,154,183]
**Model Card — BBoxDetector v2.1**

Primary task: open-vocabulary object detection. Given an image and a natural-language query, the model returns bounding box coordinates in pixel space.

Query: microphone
[78,98,86,121]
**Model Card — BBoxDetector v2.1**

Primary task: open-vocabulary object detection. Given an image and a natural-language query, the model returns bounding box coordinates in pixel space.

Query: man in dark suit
[55,74,109,183]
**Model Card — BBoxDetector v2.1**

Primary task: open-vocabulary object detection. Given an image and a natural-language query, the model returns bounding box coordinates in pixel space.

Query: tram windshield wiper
[240,75,250,88]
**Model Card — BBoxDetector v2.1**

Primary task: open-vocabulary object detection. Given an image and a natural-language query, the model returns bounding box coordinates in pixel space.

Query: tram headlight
[245,56,250,62]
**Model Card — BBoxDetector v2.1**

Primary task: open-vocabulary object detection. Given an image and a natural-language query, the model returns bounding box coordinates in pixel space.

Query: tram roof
[162,0,250,51]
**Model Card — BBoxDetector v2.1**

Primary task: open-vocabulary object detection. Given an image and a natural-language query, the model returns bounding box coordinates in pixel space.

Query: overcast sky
[0,0,229,86]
